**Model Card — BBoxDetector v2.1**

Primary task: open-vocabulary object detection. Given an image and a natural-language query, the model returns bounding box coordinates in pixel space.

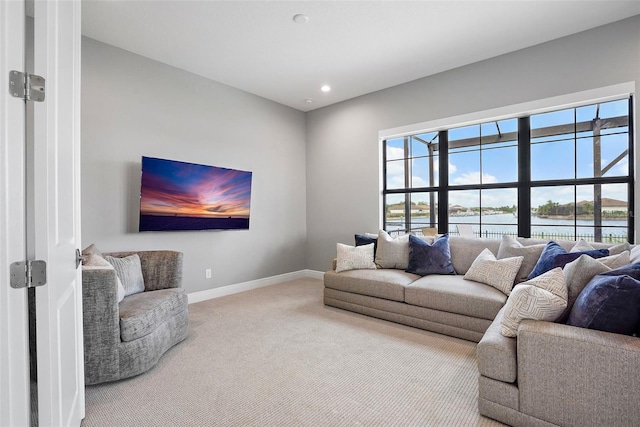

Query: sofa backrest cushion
[449,236,501,275]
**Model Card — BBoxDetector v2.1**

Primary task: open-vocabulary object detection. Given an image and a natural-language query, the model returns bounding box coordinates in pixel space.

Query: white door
[0,1,30,426]
[33,0,84,426]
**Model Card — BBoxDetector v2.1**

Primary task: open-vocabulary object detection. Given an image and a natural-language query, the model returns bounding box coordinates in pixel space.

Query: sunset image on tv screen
[139,156,252,231]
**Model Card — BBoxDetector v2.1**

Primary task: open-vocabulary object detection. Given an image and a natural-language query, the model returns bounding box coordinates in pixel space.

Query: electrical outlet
[205,269,212,279]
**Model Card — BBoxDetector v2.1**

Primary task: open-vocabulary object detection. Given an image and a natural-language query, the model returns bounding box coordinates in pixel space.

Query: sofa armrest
[106,250,183,291]
[82,267,121,384]
[517,319,640,426]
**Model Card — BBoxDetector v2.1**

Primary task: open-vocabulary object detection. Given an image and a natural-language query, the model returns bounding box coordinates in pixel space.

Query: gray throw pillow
[497,235,545,284]
[105,254,145,296]
[375,230,410,269]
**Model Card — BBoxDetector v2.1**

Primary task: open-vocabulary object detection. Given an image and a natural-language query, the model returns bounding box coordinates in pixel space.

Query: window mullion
[518,117,531,237]
[438,131,449,234]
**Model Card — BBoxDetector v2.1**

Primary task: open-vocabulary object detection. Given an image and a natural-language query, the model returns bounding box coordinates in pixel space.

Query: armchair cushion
[119,288,188,342]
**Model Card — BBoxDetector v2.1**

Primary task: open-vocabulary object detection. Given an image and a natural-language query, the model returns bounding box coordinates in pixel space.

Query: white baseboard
[188,269,324,304]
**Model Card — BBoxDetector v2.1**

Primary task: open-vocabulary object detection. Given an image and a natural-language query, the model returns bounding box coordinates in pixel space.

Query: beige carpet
[82,278,503,426]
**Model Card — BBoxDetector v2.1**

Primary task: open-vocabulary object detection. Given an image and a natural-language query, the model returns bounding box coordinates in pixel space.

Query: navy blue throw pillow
[528,241,610,279]
[551,249,609,270]
[567,273,640,336]
[528,242,566,279]
[406,234,455,276]
[355,234,377,256]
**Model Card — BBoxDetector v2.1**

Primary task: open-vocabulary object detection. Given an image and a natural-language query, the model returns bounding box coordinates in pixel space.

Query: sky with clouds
[140,156,252,218]
[385,98,629,210]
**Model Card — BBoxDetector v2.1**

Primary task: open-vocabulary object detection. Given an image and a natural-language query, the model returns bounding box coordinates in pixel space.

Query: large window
[383,97,634,243]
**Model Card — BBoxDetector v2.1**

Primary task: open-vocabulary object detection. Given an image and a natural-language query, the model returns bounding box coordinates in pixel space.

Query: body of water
[388,213,628,241]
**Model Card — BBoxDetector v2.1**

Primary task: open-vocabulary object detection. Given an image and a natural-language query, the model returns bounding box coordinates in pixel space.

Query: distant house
[577,198,627,213]
[601,198,627,213]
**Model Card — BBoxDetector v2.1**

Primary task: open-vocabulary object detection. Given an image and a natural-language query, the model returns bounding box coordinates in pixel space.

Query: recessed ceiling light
[293,14,309,24]
[321,85,331,92]
[305,98,313,104]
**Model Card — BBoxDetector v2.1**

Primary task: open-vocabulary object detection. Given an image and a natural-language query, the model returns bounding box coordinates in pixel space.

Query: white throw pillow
[335,243,377,273]
[374,230,410,269]
[500,267,568,337]
[464,248,523,295]
[599,250,631,269]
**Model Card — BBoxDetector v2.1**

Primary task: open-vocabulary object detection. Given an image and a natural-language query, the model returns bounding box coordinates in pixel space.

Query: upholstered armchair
[81,249,189,385]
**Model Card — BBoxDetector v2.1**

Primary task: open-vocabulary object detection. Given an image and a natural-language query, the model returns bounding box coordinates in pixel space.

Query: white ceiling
[81,1,640,112]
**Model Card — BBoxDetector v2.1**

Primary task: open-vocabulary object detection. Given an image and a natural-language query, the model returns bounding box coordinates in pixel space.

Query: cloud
[451,172,497,185]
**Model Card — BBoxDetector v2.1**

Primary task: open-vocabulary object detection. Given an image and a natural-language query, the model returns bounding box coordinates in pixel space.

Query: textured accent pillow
[568,273,640,336]
[84,254,126,302]
[528,241,609,279]
[375,230,410,269]
[406,234,455,276]
[105,254,145,296]
[559,255,613,322]
[501,267,568,337]
[496,235,545,283]
[335,243,377,273]
[464,248,523,295]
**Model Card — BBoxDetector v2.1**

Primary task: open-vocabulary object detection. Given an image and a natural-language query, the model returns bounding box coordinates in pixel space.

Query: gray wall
[305,15,640,271]
[82,38,307,294]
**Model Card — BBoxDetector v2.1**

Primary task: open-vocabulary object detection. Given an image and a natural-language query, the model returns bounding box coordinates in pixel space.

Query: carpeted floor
[82,278,503,426]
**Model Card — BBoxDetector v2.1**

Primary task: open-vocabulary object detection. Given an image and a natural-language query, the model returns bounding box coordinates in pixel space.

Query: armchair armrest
[106,250,183,291]
[82,267,120,384]
[517,320,640,426]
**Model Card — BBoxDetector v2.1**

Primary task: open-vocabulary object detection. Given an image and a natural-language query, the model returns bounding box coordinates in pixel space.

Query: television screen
[139,156,253,232]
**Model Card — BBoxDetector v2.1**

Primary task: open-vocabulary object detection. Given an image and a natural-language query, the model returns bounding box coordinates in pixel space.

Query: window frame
[381,90,635,243]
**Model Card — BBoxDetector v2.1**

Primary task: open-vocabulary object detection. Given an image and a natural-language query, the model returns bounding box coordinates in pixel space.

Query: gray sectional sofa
[323,235,640,426]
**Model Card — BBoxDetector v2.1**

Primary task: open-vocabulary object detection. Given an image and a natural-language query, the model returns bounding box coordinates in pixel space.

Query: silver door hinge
[9,70,45,102]
[10,260,47,289]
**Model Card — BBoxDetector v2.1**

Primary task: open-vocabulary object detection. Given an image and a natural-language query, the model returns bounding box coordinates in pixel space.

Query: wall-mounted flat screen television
[139,156,253,232]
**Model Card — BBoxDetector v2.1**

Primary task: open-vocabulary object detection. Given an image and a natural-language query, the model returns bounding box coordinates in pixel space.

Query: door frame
[0,0,31,426]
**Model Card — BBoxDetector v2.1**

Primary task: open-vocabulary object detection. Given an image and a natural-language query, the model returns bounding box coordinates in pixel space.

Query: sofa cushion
[568,264,640,336]
[335,243,377,273]
[501,268,568,337]
[448,236,501,275]
[406,234,455,276]
[105,254,145,296]
[497,236,545,283]
[375,230,410,269]
[477,306,517,383]
[405,275,507,320]
[119,288,188,342]
[324,269,419,302]
[464,248,523,295]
